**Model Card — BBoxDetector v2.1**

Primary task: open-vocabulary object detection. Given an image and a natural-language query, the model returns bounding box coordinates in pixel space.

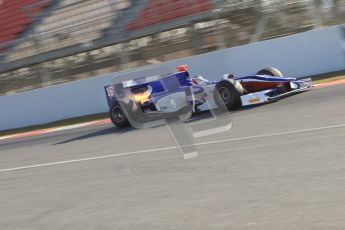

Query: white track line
[1,123,345,173]
[0,135,16,141]
[196,123,345,147]
[0,120,110,141]
[0,146,177,173]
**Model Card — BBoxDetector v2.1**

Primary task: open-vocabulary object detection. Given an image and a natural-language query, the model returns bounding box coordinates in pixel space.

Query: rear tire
[110,101,130,128]
[213,79,243,110]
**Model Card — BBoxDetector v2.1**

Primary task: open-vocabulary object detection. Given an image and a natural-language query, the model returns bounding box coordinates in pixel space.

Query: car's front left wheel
[213,79,243,110]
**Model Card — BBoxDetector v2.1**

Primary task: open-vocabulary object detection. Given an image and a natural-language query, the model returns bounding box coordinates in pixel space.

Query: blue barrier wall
[0,25,344,130]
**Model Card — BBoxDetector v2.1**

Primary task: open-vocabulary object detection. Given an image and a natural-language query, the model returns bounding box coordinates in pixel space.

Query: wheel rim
[112,106,125,122]
[218,87,231,104]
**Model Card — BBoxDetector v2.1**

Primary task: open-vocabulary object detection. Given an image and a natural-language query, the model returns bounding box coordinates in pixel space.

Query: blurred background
[0,0,344,96]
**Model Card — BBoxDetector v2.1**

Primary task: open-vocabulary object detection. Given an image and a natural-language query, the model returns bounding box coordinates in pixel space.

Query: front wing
[241,78,312,106]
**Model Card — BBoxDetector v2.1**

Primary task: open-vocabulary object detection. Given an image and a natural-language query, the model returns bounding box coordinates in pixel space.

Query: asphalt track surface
[1,84,345,230]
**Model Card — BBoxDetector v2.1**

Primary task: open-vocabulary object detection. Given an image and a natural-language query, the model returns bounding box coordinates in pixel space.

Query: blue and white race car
[105,65,312,128]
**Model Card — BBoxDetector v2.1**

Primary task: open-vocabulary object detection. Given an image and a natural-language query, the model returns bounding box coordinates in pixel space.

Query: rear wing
[104,85,116,107]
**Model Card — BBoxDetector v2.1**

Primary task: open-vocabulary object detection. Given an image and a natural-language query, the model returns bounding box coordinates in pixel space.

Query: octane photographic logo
[111,66,233,159]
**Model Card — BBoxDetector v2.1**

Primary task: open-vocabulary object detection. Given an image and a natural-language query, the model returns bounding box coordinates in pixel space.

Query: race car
[104,65,312,128]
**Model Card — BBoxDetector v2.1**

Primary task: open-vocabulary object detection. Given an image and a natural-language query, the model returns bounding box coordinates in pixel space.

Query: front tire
[257,67,291,93]
[256,67,283,77]
[213,79,243,110]
[110,102,130,128]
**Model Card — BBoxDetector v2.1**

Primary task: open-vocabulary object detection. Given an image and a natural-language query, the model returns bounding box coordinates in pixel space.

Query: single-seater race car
[105,65,312,128]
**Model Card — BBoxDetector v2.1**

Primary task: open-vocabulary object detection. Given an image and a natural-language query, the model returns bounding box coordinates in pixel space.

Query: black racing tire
[256,67,283,77]
[110,101,130,128]
[213,79,243,110]
[257,67,291,93]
